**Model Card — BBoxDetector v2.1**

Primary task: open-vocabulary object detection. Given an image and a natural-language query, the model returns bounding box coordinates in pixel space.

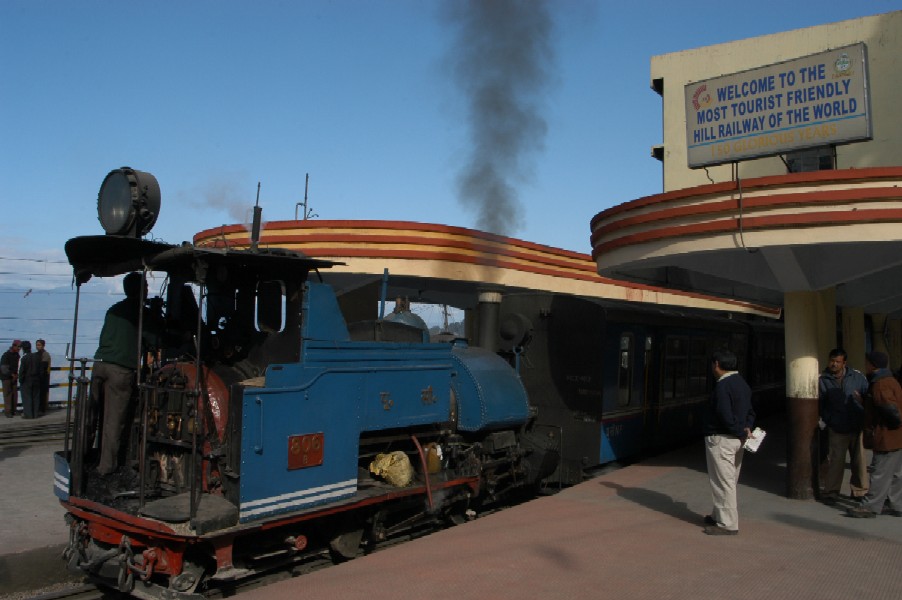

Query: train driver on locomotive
[90,271,162,477]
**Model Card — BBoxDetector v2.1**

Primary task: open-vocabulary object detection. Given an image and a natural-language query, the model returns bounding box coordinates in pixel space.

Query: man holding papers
[702,350,756,536]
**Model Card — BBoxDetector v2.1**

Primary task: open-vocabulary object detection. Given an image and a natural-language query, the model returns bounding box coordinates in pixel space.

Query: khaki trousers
[705,434,745,531]
[824,428,869,497]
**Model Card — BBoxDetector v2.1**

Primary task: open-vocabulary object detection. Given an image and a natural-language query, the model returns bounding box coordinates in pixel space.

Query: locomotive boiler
[55,168,554,599]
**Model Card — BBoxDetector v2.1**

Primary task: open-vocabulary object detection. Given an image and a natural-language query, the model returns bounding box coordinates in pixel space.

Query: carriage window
[256,280,286,333]
[663,336,688,402]
[754,332,784,385]
[730,333,749,374]
[617,334,633,406]
[688,338,709,395]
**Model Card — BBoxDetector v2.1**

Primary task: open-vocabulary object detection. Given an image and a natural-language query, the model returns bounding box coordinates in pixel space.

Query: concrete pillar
[784,290,823,500]
[814,287,836,372]
[842,307,866,372]
[888,318,902,372]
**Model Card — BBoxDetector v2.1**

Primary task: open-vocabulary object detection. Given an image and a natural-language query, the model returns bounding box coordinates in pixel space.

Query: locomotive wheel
[329,528,364,561]
[442,493,473,526]
[171,561,205,594]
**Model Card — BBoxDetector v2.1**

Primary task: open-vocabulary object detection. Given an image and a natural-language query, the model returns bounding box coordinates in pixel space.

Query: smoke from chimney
[444,0,555,236]
[180,178,264,238]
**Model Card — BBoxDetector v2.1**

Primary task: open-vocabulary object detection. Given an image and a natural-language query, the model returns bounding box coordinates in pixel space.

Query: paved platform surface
[0,409,70,552]
[2,411,901,599]
[245,413,902,600]
[0,408,80,595]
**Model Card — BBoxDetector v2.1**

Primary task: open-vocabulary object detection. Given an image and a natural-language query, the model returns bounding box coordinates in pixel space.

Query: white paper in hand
[743,427,766,453]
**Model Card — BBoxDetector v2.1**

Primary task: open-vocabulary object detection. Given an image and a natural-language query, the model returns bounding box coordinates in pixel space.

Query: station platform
[0,407,80,594]
[246,414,902,600]
[2,411,901,599]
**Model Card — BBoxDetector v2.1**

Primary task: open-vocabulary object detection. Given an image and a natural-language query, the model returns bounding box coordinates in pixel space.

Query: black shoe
[881,507,902,517]
[704,525,738,536]
[821,493,839,506]
[703,515,717,526]
[91,468,113,480]
[846,506,877,518]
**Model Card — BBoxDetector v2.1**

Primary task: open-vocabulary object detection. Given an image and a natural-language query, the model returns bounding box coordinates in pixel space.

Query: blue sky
[0,0,895,356]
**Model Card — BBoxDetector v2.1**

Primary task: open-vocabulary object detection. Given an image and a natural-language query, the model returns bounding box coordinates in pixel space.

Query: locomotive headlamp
[97,167,161,237]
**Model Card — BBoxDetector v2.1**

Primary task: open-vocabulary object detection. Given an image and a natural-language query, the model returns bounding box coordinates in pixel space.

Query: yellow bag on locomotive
[369,451,414,487]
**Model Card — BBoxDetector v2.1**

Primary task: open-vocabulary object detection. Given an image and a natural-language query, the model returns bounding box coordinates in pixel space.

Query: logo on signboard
[692,84,712,111]
[834,53,852,78]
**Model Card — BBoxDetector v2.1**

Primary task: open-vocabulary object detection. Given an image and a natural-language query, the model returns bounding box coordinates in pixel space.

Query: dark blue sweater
[704,372,755,439]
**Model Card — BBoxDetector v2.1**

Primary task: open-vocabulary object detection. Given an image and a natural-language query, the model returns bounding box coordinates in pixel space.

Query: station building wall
[651,11,902,192]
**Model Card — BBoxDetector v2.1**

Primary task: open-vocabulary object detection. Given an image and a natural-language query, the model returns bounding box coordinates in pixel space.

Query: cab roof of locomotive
[65,235,340,285]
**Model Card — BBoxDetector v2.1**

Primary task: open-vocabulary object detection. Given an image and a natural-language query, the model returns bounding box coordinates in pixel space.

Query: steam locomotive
[55,168,783,599]
[55,168,557,599]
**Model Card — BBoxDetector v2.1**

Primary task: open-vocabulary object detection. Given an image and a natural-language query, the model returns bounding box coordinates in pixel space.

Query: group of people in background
[702,345,902,535]
[0,338,51,419]
[818,348,902,519]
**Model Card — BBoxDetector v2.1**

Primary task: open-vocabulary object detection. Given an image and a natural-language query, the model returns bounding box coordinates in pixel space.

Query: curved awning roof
[590,167,902,317]
[194,219,781,318]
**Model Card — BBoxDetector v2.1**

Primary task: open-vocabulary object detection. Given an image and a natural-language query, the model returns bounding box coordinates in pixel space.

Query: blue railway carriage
[496,293,784,485]
[55,226,553,598]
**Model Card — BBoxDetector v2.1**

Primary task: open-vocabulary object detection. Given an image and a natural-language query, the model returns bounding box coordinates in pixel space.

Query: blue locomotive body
[57,231,540,599]
[231,281,530,524]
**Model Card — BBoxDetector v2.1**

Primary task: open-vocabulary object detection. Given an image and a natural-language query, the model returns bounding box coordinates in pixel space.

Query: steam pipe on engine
[250,182,262,250]
[410,435,434,512]
[379,268,389,320]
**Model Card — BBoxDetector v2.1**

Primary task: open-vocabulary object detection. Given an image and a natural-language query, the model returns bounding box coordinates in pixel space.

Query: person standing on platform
[1,340,21,417]
[818,348,869,504]
[702,349,755,536]
[35,338,51,415]
[17,340,42,419]
[847,351,902,518]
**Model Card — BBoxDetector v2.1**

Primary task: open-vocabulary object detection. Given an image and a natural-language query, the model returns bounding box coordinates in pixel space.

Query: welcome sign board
[685,43,870,168]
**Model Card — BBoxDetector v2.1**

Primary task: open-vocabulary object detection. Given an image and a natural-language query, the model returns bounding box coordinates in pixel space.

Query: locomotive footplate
[139,493,239,534]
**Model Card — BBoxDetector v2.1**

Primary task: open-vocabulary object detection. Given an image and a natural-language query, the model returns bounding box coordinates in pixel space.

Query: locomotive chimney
[477,288,503,352]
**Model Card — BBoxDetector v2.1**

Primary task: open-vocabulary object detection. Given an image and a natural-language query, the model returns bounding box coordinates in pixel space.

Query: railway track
[17,503,516,600]
[19,532,449,600]
[24,583,110,600]
[0,419,70,448]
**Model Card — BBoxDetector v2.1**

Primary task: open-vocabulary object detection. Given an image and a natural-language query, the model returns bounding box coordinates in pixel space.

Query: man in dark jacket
[35,338,51,415]
[91,272,160,476]
[702,350,755,535]
[847,351,902,518]
[818,348,869,503]
[1,340,21,417]
[17,340,42,419]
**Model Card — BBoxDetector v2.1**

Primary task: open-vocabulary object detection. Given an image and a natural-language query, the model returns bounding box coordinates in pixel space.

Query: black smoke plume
[444,0,555,236]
